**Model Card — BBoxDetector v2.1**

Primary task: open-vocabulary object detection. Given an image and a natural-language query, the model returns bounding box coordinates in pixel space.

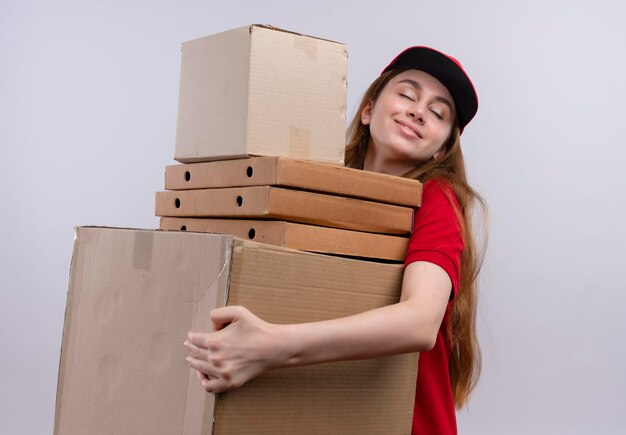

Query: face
[361,69,456,171]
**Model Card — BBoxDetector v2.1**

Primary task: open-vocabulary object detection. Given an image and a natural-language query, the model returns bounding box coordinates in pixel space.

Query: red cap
[382,46,478,131]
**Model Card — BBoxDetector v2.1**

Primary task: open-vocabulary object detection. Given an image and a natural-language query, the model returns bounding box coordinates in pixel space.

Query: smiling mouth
[395,120,422,138]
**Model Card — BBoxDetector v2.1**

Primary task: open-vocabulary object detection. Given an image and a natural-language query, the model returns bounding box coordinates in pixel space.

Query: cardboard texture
[55,227,418,434]
[155,186,413,235]
[175,25,348,165]
[160,217,410,261]
[165,157,423,207]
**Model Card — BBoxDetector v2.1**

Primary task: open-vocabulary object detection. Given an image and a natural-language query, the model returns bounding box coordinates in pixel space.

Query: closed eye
[399,93,415,102]
[430,109,443,120]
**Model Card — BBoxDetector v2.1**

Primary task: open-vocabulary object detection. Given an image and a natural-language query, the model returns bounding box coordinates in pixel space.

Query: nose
[407,105,424,124]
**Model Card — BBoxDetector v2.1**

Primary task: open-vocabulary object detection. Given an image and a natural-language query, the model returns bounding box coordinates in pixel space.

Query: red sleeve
[404,179,464,298]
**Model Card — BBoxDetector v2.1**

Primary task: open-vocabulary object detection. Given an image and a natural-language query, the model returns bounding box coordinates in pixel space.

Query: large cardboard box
[55,227,418,434]
[160,217,410,261]
[175,25,348,165]
[155,186,413,234]
[165,157,423,207]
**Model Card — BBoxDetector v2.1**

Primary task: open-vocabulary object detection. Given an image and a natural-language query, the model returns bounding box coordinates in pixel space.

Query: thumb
[210,306,248,331]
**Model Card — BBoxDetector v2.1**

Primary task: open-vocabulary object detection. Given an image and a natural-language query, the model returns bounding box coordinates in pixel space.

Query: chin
[388,147,426,165]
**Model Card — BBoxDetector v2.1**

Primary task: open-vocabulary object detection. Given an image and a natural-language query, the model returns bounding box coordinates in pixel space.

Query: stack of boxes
[55,25,422,434]
[157,24,423,262]
[157,156,423,261]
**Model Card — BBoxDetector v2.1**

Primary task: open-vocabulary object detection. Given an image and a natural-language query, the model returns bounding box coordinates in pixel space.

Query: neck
[362,145,416,177]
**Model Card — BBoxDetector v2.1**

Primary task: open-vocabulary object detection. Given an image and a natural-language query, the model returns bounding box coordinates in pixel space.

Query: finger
[197,369,209,382]
[189,360,242,394]
[195,367,220,393]
[199,375,235,394]
[184,340,207,360]
[190,362,232,394]
[187,331,211,349]
[198,372,216,393]
[196,369,217,385]
[210,306,246,331]
[186,355,218,378]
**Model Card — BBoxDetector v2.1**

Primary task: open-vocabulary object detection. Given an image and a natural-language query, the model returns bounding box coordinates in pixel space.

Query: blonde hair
[346,69,487,408]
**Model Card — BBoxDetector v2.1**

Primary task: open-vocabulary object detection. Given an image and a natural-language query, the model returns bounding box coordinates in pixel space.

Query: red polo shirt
[404,179,464,435]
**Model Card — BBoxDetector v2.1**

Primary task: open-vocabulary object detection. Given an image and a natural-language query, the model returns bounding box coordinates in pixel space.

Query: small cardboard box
[175,25,348,165]
[165,157,423,207]
[155,186,413,235]
[54,227,418,434]
[160,217,410,261]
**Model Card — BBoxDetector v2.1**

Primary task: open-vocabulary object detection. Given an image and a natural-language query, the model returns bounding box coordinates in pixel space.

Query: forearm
[276,300,439,369]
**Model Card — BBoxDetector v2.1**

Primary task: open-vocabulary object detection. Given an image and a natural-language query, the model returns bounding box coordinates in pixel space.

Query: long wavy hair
[346,69,487,408]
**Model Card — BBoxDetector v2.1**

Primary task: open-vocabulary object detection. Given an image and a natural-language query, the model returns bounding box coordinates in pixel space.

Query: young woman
[184,46,485,434]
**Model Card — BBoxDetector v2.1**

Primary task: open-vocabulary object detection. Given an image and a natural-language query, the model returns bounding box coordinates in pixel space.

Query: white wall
[2,1,625,433]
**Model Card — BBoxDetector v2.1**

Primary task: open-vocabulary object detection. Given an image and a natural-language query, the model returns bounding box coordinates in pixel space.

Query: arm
[185,260,451,393]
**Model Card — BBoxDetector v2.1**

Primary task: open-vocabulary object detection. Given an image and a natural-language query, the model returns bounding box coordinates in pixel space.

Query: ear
[360,100,373,125]
[432,145,446,161]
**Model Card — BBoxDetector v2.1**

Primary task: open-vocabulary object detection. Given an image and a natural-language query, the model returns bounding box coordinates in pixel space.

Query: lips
[394,119,422,139]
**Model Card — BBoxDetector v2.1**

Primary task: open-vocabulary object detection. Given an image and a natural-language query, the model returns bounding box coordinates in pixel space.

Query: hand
[184,306,283,393]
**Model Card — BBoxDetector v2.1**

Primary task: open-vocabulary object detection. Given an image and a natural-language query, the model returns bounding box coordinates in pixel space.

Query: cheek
[435,126,453,147]
[367,108,387,136]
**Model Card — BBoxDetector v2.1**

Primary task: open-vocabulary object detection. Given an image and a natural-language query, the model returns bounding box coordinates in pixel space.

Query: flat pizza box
[175,25,347,164]
[160,217,409,261]
[155,186,413,235]
[54,227,418,435]
[165,157,423,207]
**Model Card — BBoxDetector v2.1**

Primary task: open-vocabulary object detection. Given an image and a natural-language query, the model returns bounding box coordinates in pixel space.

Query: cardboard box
[155,186,413,235]
[165,157,423,207]
[55,227,418,434]
[160,217,410,261]
[175,25,348,165]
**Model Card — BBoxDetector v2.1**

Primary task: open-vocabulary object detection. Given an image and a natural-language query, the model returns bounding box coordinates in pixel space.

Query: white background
[2,1,625,433]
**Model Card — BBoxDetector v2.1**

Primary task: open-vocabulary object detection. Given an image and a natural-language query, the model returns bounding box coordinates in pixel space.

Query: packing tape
[132,230,154,272]
[289,126,311,160]
[293,35,318,61]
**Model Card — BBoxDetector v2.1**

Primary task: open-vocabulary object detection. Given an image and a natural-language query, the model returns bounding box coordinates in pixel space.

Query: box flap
[55,228,234,435]
[250,24,344,45]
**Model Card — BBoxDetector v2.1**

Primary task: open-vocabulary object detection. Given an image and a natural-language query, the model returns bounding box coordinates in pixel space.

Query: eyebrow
[396,79,454,110]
